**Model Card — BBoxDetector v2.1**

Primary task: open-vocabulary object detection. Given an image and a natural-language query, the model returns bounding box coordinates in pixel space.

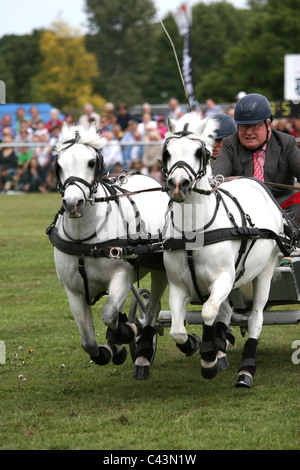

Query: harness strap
[187,250,206,303]
[164,226,291,255]
[78,257,108,306]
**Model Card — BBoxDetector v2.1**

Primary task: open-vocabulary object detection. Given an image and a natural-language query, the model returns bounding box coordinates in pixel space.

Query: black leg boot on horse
[215,321,235,371]
[235,337,258,389]
[200,324,218,379]
[133,325,157,380]
[176,333,201,357]
[90,312,135,367]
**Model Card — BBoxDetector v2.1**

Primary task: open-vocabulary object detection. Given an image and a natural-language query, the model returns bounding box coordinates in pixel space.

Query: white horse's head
[163,114,217,202]
[53,123,107,217]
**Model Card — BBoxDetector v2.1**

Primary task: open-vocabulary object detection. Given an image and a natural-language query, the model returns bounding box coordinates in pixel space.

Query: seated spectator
[45,108,63,135]
[113,162,123,174]
[116,103,133,131]
[99,115,113,134]
[14,107,29,133]
[23,157,48,193]
[101,131,124,173]
[169,98,184,120]
[28,106,42,132]
[79,103,100,128]
[49,124,63,164]
[120,120,143,168]
[149,161,164,184]
[156,116,168,139]
[205,98,222,117]
[0,114,15,141]
[112,123,123,141]
[137,112,157,138]
[103,102,117,126]
[14,122,33,156]
[141,102,156,120]
[64,112,75,125]
[44,167,57,192]
[0,135,18,190]
[33,129,51,182]
[3,163,27,193]
[17,145,33,166]
[129,157,149,176]
[142,125,162,171]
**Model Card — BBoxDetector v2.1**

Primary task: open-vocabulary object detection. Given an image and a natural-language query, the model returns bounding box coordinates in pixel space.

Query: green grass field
[0,193,299,450]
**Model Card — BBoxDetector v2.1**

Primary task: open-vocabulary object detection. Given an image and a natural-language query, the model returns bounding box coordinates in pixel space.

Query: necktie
[253,152,264,181]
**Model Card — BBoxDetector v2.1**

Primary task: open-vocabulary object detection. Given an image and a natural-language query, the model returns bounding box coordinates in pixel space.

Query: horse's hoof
[133,365,150,380]
[201,360,218,379]
[217,355,229,371]
[235,373,252,389]
[112,345,127,365]
[90,346,111,366]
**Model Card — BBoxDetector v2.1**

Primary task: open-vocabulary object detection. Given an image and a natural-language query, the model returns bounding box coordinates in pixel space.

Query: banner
[284,55,300,102]
[173,3,200,111]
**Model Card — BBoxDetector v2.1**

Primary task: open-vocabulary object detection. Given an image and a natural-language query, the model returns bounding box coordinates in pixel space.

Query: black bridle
[162,123,211,189]
[54,131,105,200]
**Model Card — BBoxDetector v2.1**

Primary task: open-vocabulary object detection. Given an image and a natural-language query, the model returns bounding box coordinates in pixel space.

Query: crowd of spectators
[1,98,299,194]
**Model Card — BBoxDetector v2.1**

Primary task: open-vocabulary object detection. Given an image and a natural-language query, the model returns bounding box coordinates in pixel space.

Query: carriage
[47,119,300,389]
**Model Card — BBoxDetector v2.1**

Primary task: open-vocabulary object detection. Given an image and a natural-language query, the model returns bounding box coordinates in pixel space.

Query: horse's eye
[88,160,96,168]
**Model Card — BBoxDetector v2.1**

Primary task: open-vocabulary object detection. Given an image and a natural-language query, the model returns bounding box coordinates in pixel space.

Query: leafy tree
[0,31,42,102]
[212,0,300,100]
[35,20,105,111]
[84,0,157,105]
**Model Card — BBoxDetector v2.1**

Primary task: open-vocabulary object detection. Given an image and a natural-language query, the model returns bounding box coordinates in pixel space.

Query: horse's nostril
[181,178,191,190]
[62,198,85,215]
[167,177,176,190]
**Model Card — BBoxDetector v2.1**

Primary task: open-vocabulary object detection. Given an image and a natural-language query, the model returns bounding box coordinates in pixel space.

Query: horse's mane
[167,113,219,153]
[54,122,107,155]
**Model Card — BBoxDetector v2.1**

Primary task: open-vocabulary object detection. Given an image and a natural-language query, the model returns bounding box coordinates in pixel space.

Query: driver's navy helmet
[234,93,273,124]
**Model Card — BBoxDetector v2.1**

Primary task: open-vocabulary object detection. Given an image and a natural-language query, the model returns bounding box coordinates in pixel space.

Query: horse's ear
[167,117,176,133]
[61,122,71,141]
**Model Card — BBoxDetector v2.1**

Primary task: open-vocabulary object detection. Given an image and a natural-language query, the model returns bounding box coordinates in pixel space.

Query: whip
[159,18,192,112]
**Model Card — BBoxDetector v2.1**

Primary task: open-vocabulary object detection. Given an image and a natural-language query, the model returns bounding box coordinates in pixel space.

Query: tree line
[0,0,299,112]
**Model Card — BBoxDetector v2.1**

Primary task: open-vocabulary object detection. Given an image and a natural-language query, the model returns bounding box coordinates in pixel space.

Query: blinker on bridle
[54,130,104,201]
[163,123,211,187]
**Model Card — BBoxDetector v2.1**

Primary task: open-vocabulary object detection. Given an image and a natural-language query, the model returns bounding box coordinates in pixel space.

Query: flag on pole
[172,2,192,36]
[172,2,200,111]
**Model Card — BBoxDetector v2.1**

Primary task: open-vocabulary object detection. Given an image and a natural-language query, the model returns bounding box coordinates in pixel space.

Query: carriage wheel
[128,288,158,365]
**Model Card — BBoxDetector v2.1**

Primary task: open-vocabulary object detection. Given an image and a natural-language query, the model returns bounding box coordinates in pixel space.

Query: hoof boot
[217,355,229,371]
[235,373,252,389]
[133,365,150,380]
[201,361,218,379]
[112,346,127,365]
[90,346,111,366]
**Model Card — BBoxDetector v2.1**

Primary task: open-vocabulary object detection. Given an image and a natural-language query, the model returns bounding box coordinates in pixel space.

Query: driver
[212,93,300,227]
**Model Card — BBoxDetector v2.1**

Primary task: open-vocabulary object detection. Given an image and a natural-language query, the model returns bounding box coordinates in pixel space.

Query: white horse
[48,123,169,379]
[162,113,285,388]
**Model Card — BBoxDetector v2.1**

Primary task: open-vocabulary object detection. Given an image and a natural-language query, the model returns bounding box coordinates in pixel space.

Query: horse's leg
[215,299,234,371]
[169,281,190,345]
[235,253,278,389]
[102,268,134,329]
[133,270,168,380]
[200,271,234,379]
[100,268,137,364]
[66,289,124,365]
